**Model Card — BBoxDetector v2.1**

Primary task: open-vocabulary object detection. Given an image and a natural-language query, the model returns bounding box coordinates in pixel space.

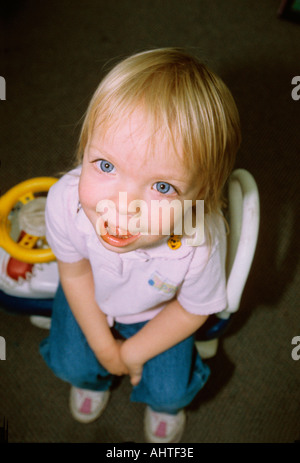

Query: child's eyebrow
[88,145,115,159]
[156,168,193,186]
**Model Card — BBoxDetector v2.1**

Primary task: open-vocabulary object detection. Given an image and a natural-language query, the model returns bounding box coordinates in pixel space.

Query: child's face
[79,109,202,253]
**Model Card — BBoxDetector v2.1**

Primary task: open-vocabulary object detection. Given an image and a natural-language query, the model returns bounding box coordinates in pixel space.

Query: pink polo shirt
[45,168,227,326]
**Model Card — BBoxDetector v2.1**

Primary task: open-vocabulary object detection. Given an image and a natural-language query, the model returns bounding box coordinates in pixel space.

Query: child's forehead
[93,108,156,143]
[91,109,186,165]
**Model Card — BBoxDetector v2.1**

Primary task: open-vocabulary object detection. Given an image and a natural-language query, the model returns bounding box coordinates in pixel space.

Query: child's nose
[117,192,143,218]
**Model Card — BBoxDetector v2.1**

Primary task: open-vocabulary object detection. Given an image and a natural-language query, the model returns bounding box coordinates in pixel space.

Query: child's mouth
[98,220,140,248]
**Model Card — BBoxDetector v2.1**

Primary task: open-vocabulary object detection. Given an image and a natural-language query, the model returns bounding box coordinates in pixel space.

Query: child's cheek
[79,174,103,209]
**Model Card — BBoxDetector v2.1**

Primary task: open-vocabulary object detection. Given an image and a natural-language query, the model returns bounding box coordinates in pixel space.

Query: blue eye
[98,160,115,173]
[153,182,175,195]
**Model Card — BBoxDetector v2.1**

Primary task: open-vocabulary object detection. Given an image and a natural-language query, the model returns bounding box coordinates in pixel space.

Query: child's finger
[129,367,143,386]
[130,374,142,386]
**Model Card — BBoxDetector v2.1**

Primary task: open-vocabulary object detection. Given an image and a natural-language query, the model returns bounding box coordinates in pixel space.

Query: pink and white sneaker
[144,407,186,443]
[69,386,110,423]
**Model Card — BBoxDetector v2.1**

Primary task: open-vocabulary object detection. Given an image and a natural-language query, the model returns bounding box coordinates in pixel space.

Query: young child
[40,48,241,443]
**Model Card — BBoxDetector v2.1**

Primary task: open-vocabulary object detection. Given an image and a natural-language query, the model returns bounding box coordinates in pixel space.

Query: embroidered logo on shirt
[148,272,178,294]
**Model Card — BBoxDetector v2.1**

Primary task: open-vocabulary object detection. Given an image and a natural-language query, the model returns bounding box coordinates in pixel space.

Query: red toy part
[7,257,33,281]
[6,231,34,280]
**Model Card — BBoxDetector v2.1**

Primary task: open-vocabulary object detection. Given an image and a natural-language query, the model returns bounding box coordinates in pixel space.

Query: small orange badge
[167,234,182,250]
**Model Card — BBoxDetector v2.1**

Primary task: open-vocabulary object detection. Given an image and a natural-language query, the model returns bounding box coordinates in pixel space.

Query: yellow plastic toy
[0,177,57,264]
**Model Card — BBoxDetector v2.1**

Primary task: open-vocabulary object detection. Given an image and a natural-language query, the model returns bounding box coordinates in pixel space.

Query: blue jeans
[40,284,210,414]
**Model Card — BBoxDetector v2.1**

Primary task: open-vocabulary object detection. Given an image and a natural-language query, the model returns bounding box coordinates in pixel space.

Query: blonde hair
[76,47,241,215]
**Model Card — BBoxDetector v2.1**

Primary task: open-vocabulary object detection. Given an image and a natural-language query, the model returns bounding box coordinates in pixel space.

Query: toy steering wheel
[0,177,57,264]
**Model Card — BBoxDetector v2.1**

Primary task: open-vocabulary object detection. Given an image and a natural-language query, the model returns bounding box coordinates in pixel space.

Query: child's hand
[126,362,143,386]
[96,339,129,377]
[120,341,144,386]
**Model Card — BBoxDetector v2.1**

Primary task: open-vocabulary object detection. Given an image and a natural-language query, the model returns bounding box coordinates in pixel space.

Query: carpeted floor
[0,0,300,443]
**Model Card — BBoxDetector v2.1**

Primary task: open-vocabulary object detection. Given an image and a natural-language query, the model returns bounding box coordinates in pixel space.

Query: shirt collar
[121,236,194,261]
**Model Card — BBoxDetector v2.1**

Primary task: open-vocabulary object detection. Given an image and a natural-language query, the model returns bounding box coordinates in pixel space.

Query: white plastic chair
[195,168,260,358]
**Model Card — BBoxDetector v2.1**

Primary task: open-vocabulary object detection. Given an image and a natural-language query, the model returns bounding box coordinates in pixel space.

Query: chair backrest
[222,168,260,317]
[195,169,260,357]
